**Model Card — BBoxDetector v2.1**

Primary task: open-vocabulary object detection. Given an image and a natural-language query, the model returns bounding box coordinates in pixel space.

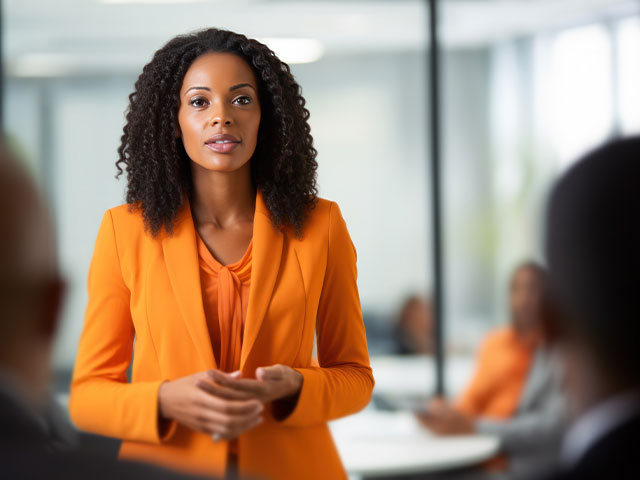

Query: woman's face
[510,267,544,335]
[177,52,261,173]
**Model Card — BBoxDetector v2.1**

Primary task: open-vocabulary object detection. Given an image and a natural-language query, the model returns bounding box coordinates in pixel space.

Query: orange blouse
[196,232,252,373]
[456,326,536,419]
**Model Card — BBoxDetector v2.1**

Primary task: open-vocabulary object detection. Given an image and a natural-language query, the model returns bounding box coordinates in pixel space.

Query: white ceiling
[4,0,639,76]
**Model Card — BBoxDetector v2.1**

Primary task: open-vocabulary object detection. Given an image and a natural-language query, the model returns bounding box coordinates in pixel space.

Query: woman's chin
[192,156,249,173]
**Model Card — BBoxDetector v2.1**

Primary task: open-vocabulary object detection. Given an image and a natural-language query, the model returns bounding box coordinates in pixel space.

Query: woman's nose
[209,108,233,126]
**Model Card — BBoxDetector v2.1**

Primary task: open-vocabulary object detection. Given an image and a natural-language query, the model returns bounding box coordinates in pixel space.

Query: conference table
[330,408,499,479]
[328,354,500,479]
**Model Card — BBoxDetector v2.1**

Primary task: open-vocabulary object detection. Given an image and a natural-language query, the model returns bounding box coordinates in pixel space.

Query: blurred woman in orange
[69,28,373,480]
[419,262,566,479]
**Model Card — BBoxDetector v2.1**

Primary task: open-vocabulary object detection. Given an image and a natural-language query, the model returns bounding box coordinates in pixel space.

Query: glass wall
[3,0,431,382]
[4,0,640,401]
[439,0,640,396]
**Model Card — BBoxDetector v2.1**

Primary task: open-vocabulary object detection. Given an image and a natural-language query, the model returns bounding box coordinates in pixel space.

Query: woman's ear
[540,292,567,346]
[40,276,66,340]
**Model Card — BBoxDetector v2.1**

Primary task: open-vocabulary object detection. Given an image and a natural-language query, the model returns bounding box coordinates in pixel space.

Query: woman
[69,28,374,480]
[418,262,566,479]
[393,294,433,355]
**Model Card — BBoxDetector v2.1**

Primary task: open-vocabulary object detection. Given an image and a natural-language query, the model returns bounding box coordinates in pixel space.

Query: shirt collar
[561,389,640,467]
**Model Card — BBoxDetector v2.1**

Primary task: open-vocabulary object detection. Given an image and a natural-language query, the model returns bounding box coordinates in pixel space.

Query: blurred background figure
[417,262,566,480]
[0,144,210,479]
[0,144,74,453]
[542,136,640,480]
[394,294,434,355]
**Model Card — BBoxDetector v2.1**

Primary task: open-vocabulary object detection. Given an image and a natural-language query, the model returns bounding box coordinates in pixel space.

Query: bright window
[617,17,640,134]
[547,24,613,167]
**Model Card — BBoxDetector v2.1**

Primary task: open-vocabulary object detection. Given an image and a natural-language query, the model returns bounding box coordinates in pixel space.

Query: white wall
[5,50,435,370]
[50,77,133,368]
[292,52,431,317]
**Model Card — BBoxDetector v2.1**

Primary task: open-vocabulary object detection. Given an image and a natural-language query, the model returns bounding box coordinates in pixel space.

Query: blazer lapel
[162,195,216,370]
[241,189,284,369]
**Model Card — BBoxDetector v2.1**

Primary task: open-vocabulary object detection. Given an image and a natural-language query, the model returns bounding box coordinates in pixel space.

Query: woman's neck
[189,162,256,229]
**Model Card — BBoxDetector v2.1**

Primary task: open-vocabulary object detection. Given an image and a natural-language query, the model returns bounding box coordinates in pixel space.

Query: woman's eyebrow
[229,83,256,92]
[184,86,210,96]
[184,83,256,96]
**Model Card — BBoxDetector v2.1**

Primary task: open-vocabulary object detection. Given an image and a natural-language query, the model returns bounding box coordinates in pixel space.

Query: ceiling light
[258,38,325,65]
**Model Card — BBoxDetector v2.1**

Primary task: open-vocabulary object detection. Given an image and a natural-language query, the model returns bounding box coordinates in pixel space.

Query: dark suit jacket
[0,378,208,479]
[541,413,640,480]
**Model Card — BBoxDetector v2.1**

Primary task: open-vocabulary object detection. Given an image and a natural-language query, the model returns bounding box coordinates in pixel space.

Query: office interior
[4,0,640,478]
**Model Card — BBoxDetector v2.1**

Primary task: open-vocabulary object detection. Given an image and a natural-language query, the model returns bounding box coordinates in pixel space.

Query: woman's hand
[203,365,303,420]
[415,397,475,435]
[157,371,264,440]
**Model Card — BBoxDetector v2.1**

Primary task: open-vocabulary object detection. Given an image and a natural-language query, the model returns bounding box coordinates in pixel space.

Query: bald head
[0,142,63,391]
[0,153,56,283]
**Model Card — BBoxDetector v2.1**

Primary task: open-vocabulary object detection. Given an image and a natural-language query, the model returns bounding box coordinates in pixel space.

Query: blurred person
[394,294,434,355]
[0,145,208,479]
[0,145,71,452]
[417,262,566,480]
[69,27,373,480]
[541,136,640,480]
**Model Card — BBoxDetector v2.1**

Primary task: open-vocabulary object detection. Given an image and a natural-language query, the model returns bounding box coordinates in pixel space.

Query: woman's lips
[205,140,240,153]
[205,133,241,154]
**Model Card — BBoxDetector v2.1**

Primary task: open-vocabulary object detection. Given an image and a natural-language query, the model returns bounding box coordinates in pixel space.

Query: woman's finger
[196,378,255,400]
[196,389,264,415]
[256,365,285,381]
[207,370,267,395]
[204,408,263,439]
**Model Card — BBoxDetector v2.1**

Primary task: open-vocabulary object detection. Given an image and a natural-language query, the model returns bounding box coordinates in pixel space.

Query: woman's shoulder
[297,196,346,239]
[106,202,145,228]
[100,202,151,244]
[305,196,333,222]
[292,196,356,257]
[482,326,517,349]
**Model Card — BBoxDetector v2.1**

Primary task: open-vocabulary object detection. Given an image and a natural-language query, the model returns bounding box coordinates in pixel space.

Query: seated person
[393,294,434,355]
[418,262,566,480]
[0,145,206,479]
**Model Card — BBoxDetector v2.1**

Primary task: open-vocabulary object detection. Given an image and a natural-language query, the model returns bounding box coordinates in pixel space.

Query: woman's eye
[233,96,252,105]
[190,97,208,108]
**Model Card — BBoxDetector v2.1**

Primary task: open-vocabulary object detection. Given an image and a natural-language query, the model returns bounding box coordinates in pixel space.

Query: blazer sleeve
[455,335,493,416]
[68,209,176,444]
[278,202,375,427]
[475,351,568,454]
[474,394,566,454]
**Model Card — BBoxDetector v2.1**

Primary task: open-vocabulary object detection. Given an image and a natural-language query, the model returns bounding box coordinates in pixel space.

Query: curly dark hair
[115,27,318,237]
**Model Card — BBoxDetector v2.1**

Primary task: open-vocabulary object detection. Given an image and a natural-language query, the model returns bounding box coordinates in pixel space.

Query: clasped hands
[158,364,303,441]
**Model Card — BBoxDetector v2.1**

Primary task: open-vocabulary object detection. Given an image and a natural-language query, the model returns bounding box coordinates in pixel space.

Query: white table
[330,409,500,479]
[329,354,498,478]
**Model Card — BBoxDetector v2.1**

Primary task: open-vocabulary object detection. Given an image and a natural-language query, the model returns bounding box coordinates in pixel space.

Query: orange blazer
[69,189,374,479]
